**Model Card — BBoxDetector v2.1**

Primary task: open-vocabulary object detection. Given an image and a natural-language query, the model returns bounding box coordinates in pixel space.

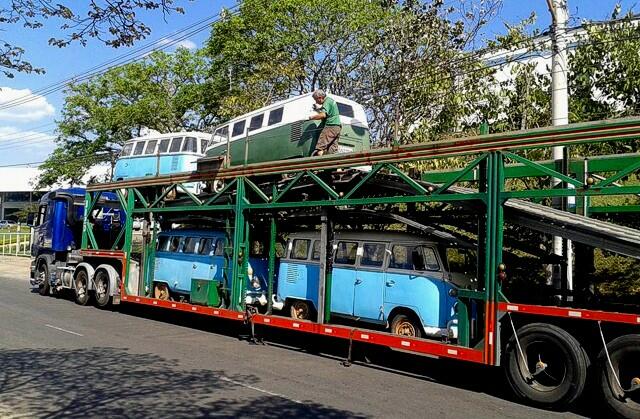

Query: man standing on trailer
[308,89,342,156]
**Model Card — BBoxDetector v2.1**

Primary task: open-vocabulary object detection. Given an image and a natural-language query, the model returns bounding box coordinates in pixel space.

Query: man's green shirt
[321,97,341,126]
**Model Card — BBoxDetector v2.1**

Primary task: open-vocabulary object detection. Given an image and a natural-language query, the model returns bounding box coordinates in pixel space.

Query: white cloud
[0,87,55,122]
[0,126,55,166]
[157,38,197,50]
[174,39,197,50]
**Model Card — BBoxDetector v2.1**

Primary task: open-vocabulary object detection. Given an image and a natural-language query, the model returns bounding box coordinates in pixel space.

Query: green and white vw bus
[205,93,370,165]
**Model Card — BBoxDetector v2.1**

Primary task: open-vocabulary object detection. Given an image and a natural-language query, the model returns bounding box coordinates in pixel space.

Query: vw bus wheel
[597,334,640,419]
[154,283,170,301]
[94,270,111,307]
[290,300,312,320]
[504,323,587,408]
[37,261,50,296]
[390,314,422,338]
[212,179,225,193]
[74,270,90,306]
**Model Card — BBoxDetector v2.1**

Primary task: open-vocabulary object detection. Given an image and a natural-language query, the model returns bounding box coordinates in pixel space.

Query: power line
[0,5,240,112]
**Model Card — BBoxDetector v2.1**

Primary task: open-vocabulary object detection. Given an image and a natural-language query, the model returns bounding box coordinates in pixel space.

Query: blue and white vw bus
[153,230,271,307]
[114,132,211,193]
[274,231,477,339]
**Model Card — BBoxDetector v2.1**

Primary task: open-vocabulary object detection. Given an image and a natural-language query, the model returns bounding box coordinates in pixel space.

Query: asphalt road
[0,270,590,418]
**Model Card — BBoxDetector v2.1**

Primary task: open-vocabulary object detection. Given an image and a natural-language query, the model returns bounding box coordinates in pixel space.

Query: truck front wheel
[503,323,588,408]
[94,270,111,307]
[37,260,50,296]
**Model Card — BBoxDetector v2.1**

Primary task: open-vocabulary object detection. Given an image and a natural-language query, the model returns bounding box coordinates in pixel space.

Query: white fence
[0,227,32,257]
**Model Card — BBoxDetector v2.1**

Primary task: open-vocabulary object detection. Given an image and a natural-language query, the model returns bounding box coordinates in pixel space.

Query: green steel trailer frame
[81,117,640,416]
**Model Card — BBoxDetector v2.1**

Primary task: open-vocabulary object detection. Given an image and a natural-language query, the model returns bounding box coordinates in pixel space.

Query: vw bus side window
[183,236,198,253]
[200,139,209,153]
[121,143,133,157]
[360,242,386,268]
[335,241,358,265]
[214,126,229,141]
[182,137,197,153]
[422,246,440,271]
[390,244,433,271]
[214,238,225,256]
[158,139,170,153]
[198,238,214,255]
[169,236,183,252]
[268,107,284,125]
[169,137,183,153]
[157,236,170,251]
[133,141,145,155]
[248,114,264,131]
[144,140,157,155]
[291,239,310,260]
[311,240,321,260]
[337,102,354,118]
[232,120,246,137]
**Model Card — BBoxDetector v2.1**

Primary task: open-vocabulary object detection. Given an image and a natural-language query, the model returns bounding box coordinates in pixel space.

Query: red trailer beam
[498,302,640,325]
[120,294,484,364]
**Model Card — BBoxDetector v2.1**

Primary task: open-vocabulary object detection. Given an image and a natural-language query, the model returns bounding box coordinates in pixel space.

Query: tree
[568,9,640,156]
[37,48,209,187]
[0,0,185,78]
[204,0,501,144]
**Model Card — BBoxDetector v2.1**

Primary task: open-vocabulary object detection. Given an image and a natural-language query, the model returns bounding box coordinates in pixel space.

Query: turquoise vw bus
[114,132,211,192]
[153,230,271,308]
[274,231,477,339]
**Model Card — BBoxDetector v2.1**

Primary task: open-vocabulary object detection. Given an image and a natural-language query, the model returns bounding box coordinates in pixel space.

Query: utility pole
[547,0,573,294]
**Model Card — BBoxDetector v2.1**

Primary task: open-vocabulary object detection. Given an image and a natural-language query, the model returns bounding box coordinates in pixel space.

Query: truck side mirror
[26,212,35,226]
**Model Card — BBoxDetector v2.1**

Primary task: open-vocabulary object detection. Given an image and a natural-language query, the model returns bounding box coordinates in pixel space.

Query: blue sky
[0,0,636,166]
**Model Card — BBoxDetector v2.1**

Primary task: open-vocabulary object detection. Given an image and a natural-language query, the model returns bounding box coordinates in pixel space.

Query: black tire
[37,260,50,296]
[503,323,588,408]
[289,300,314,321]
[597,334,640,419]
[94,270,111,308]
[154,283,170,300]
[74,269,90,306]
[389,313,423,338]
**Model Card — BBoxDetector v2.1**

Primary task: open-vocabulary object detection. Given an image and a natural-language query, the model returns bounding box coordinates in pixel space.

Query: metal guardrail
[0,227,32,257]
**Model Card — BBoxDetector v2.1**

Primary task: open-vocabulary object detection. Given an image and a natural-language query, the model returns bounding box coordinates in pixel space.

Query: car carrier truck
[29,118,640,419]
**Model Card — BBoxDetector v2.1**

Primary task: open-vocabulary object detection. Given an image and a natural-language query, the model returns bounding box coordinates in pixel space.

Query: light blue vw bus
[153,230,270,307]
[114,132,211,193]
[274,232,477,339]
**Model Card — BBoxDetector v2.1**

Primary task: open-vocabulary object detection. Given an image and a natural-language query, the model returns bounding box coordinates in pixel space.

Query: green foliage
[569,10,640,157]
[205,0,501,143]
[0,1,185,78]
[38,49,209,187]
[593,249,640,297]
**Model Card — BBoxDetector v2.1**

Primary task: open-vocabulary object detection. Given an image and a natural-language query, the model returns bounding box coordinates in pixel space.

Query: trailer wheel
[290,300,313,320]
[154,283,170,300]
[597,334,640,419]
[74,269,90,306]
[504,323,587,408]
[390,313,422,338]
[94,270,111,307]
[37,260,50,296]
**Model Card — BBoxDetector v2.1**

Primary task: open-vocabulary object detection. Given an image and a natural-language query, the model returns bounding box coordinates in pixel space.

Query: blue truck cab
[29,188,123,299]
[275,231,477,339]
[153,230,274,307]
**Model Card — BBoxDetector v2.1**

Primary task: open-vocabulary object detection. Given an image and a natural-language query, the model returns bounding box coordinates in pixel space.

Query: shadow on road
[115,304,600,418]
[0,347,367,418]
